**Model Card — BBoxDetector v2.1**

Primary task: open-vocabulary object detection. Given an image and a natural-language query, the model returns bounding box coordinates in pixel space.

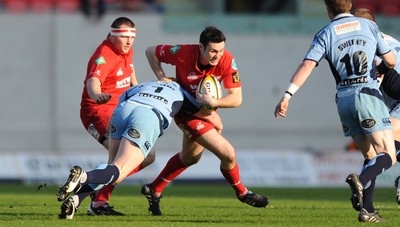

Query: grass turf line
[0,184,399,226]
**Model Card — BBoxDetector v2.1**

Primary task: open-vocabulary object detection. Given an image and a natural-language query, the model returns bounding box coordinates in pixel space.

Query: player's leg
[141,133,204,216]
[196,129,269,207]
[389,107,400,204]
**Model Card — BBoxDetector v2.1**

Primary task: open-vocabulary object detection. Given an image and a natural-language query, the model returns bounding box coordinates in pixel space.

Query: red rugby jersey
[155,44,241,96]
[81,38,133,109]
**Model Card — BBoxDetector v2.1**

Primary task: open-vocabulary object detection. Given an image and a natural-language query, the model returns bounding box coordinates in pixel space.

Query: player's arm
[130,66,138,87]
[86,77,112,104]
[197,87,242,109]
[145,46,173,82]
[274,59,316,119]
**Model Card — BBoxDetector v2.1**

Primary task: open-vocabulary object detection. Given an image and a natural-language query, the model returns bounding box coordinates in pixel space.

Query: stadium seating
[378,0,400,16]
[54,0,80,13]
[30,0,53,13]
[3,0,30,13]
[352,0,378,13]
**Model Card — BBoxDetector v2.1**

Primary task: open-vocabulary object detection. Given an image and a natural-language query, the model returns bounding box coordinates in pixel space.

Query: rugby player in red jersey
[141,26,269,215]
[79,17,155,216]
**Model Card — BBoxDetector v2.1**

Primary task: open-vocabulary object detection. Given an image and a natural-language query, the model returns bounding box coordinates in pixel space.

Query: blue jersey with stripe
[119,81,199,129]
[304,13,391,90]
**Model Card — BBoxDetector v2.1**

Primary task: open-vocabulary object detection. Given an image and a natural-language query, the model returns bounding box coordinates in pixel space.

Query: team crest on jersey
[169,45,181,54]
[95,56,106,65]
[232,72,240,83]
[231,59,238,70]
[117,67,123,76]
[87,123,100,140]
[127,128,140,139]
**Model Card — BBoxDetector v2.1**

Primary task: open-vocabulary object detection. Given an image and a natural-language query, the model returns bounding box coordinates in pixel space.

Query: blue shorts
[336,86,392,137]
[109,101,163,157]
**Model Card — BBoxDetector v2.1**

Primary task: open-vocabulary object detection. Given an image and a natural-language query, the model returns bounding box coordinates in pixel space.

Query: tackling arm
[145,46,171,82]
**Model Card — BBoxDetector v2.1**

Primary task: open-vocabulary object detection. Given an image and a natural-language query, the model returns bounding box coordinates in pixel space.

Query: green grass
[0,183,399,226]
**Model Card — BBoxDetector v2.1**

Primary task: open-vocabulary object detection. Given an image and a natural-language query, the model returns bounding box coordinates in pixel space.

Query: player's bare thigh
[111,137,145,184]
[391,117,400,141]
[195,129,236,169]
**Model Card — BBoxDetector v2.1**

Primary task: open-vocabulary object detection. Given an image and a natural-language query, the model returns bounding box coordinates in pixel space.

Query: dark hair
[324,0,352,15]
[351,8,376,22]
[111,17,135,28]
[199,26,226,49]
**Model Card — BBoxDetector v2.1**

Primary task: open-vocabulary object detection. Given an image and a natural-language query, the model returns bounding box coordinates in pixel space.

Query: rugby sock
[92,184,115,207]
[220,163,247,196]
[86,164,120,185]
[152,153,188,195]
[359,153,392,185]
[127,164,144,177]
[395,141,400,162]
[361,159,375,213]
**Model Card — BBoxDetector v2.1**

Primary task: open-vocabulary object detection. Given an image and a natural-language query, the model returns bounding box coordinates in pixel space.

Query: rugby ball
[197,75,222,111]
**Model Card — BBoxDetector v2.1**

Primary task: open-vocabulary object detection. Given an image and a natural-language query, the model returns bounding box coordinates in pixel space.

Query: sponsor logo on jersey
[382,117,391,124]
[95,56,106,65]
[139,92,168,104]
[117,67,124,76]
[342,124,349,133]
[128,128,140,139]
[87,123,100,140]
[232,72,240,83]
[188,72,198,80]
[361,119,376,128]
[109,124,116,134]
[89,70,102,76]
[169,45,181,54]
[144,141,151,150]
[116,77,131,88]
[334,21,361,35]
[159,45,166,56]
[231,58,238,70]
[340,76,367,86]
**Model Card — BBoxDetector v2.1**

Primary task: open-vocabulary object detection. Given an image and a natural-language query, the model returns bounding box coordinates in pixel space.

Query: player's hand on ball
[196,88,215,111]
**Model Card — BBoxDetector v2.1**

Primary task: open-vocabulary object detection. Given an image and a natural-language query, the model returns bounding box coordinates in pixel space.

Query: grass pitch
[1,183,399,226]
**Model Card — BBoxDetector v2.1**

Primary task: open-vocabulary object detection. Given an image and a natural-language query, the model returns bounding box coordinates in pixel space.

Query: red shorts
[174,111,215,140]
[80,105,114,144]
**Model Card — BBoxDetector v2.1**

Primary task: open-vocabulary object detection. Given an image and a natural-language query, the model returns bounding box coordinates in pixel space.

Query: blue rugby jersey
[119,81,199,129]
[304,13,392,90]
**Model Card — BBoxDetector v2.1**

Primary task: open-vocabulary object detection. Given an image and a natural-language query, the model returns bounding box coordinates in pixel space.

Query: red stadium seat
[3,0,30,13]
[351,0,378,13]
[54,0,80,13]
[30,0,53,13]
[378,0,400,16]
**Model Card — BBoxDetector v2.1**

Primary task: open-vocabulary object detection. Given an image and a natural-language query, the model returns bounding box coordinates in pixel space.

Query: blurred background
[1,0,399,187]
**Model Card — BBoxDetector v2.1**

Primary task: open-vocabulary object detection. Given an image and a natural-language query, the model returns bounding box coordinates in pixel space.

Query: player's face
[110,25,135,54]
[199,41,225,66]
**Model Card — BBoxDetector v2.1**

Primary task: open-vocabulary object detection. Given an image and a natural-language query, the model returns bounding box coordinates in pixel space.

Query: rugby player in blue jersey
[56,80,219,219]
[352,7,400,206]
[274,0,397,222]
